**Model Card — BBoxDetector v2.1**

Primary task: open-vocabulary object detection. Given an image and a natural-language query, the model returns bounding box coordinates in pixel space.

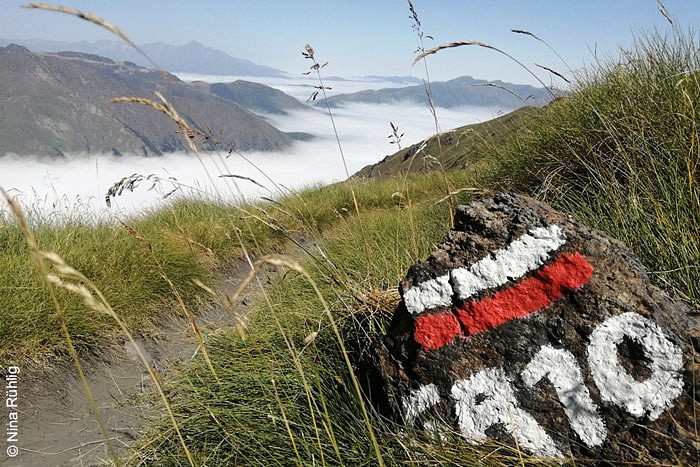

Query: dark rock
[373,193,699,464]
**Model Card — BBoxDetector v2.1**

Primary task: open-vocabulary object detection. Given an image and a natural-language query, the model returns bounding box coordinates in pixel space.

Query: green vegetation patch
[497,31,700,306]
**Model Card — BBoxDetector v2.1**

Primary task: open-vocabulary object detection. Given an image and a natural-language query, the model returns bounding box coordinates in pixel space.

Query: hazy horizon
[3,1,697,86]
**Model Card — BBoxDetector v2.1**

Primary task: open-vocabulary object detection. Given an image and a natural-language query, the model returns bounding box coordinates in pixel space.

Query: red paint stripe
[455,252,593,335]
[413,252,594,351]
[414,311,461,351]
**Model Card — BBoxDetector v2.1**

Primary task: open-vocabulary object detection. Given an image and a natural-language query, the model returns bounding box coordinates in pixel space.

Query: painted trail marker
[371,193,699,465]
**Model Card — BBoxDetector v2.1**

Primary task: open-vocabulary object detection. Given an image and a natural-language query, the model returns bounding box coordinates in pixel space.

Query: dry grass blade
[110,92,198,152]
[23,3,159,69]
[413,40,496,64]
[110,93,183,128]
[511,29,542,42]
[219,174,267,190]
[472,83,529,100]
[511,28,573,79]
[192,278,217,297]
[657,0,674,26]
[414,40,556,99]
[535,63,571,83]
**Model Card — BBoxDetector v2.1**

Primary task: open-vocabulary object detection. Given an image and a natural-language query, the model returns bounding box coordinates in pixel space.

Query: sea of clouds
[0,75,506,222]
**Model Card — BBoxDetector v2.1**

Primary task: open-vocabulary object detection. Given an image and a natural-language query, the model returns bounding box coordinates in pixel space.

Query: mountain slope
[353,105,539,179]
[0,38,286,77]
[319,75,552,109]
[0,44,292,157]
[208,80,308,115]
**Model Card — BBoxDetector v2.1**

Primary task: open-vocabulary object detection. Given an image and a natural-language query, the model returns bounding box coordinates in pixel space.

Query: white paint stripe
[522,345,606,447]
[451,224,567,300]
[587,312,684,421]
[451,367,563,459]
[403,224,566,315]
[403,274,452,315]
[402,383,441,426]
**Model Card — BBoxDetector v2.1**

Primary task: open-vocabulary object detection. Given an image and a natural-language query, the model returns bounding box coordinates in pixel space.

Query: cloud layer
[0,100,502,222]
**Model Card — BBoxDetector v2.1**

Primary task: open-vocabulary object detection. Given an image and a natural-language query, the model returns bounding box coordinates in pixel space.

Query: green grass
[497,30,700,307]
[119,30,699,467]
[0,204,210,362]
[1,25,698,467]
[0,169,483,363]
[126,193,536,467]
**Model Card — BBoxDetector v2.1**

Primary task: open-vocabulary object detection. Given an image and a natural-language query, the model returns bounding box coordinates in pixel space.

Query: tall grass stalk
[407,0,440,137]
[510,29,572,84]
[303,44,372,271]
[414,40,556,100]
[407,0,454,228]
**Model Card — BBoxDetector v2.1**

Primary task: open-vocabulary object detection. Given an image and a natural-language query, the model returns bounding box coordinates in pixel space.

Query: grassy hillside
[354,105,539,178]
[1,23,698,467]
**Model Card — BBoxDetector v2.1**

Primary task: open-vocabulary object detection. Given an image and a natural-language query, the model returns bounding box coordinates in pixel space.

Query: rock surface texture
[374,193,699,464]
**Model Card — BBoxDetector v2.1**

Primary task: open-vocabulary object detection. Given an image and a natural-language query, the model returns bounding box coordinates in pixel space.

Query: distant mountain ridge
[319,75,553,109]
[0,38,286,76]
[324,75,422,85]
[0,44,294,157]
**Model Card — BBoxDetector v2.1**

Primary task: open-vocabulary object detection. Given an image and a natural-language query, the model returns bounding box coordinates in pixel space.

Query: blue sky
[2,1,698,85]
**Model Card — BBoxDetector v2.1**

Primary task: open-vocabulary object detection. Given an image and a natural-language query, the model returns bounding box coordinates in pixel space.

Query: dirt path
[8,251,283,467]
